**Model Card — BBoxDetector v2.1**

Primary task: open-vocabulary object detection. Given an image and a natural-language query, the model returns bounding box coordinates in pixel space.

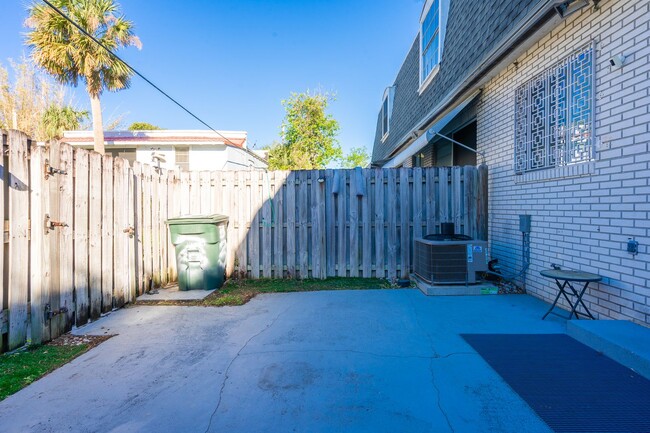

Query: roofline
[62,129,268,165]
[382,0,561,164]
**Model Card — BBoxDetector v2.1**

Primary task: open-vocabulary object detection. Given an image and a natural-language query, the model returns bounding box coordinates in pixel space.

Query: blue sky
[1,0,423,154]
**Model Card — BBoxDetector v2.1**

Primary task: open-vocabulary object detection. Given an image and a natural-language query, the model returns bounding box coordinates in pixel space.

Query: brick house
[371,0,650,325]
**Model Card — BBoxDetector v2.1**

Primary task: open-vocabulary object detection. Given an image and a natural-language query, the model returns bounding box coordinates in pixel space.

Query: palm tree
[41,104,89,140]
[25,0,141,154]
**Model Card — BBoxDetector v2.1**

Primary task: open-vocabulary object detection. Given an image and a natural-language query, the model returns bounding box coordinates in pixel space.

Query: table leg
[542,280,569,320]
[573,282,595,320]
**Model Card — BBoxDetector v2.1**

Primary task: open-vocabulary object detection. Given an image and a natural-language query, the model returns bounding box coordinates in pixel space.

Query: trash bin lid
[166,214,229,225]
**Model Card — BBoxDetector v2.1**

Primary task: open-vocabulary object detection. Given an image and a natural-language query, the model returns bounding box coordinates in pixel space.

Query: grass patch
[136,277,396,307]
[204,277,393,306]
[0,344,89,400]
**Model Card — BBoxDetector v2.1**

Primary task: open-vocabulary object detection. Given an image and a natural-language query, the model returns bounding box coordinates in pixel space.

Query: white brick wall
[477,0,650,325]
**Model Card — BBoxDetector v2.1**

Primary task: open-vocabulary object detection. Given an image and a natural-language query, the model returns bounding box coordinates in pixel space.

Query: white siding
[135,146,176,170]
[478,0,650,325]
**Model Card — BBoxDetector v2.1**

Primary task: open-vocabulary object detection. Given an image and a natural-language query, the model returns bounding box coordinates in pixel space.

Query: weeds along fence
[0,129,488,352]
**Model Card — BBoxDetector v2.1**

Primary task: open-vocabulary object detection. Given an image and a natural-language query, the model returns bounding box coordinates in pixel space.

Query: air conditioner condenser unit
[414,235,489,285]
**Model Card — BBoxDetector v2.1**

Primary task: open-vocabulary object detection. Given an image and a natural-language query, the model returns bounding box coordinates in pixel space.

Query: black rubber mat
[461,333,650,433]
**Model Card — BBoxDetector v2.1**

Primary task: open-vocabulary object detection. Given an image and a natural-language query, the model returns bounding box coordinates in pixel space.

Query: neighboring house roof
[62,129,267,165]
[372,0,561,165]
[62,130,248,148]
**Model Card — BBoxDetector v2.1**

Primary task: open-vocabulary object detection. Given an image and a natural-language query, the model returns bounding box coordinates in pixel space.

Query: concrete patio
[0,290,573,432]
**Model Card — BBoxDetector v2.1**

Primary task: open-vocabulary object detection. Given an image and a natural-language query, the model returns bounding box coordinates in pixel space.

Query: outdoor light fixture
[553,0,590,18]
[609,54,626,69]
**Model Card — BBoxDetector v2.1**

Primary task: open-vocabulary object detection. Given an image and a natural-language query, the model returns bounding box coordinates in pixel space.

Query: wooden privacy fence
[182,165,488,280]
[0,129,488,352]
[0,130,175,352]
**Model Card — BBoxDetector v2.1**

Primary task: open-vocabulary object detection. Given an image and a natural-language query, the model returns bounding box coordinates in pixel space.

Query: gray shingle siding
[372,0,544,164]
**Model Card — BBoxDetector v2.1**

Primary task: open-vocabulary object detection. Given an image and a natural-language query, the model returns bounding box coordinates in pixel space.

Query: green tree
[128,121,162,131]
[341,146,370,168]
[41,104,88,140]
[0,58,85,140]
[26,0,141,154]
[267,91,341,170]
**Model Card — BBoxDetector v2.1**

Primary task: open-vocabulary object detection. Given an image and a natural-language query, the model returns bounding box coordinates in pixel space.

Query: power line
[40,0,240,148]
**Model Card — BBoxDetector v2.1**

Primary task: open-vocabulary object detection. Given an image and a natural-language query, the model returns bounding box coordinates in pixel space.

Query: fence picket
[386,169,398,281]
[168,171,179,282]
[113,158,128,307]
[426,168,437,234]
[7,131,29,350]
[399,168,410,278]
[200,171,211,214]
[190,171,200,214]
[374,169,385,279]
[262,171,272,278]
[58,144,74,331]
[336,170,347,277]
[285,171,296,278]
[361,169,372,278]
[73,149,90,325]
[29,144,48,344]
[413,167,423,241]
[180,171,190,215]
[452,167,462,234]
[236,170,248,278]
[142,164,153,292]
[220,172,236,277]
[158,169,169,286]
[47,141,63,338]
[88,153,102,318]
[101,155,114,312]
[273,171,285,278]
[438,167,449,227]
[349,170,359,278]
[297,171,309,279]
[312,170,326,279]
[132,162,144,295]
[127,166,136,302]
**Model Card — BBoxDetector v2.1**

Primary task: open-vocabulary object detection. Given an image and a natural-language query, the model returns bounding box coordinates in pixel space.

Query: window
[381,97,389,138]
[514,45,594,174]
[175,145,190,171]
[419,0,449,89]
[381,86,395,140]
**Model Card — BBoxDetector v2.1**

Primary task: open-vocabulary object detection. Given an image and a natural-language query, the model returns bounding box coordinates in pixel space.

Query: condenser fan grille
[414,242,468,284]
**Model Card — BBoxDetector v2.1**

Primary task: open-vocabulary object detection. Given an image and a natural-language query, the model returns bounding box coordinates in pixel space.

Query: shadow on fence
[0,129,488,353]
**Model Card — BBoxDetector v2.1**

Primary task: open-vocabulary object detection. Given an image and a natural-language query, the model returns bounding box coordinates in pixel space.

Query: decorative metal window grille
[514,45,594,174]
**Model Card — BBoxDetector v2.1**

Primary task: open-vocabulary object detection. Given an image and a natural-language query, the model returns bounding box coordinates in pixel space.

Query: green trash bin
[166,214,229,291]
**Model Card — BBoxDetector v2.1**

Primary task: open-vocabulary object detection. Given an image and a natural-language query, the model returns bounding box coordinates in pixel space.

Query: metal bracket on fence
[123,226,135,238]
[44,303,68,321]
[44,159,68,180]
[45,214,68,233]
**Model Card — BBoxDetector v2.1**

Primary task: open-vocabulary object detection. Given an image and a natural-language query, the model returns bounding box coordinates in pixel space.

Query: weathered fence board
[73,149,90,325]
[374,169,385,279]
[29,144,47,344]
[48,141,63,339]
[88,152,102,319]
[285,171,296,278]
[142,164,153,291]
[7,131,29,350]
[101,155,114,312]
[113,158,127,308]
